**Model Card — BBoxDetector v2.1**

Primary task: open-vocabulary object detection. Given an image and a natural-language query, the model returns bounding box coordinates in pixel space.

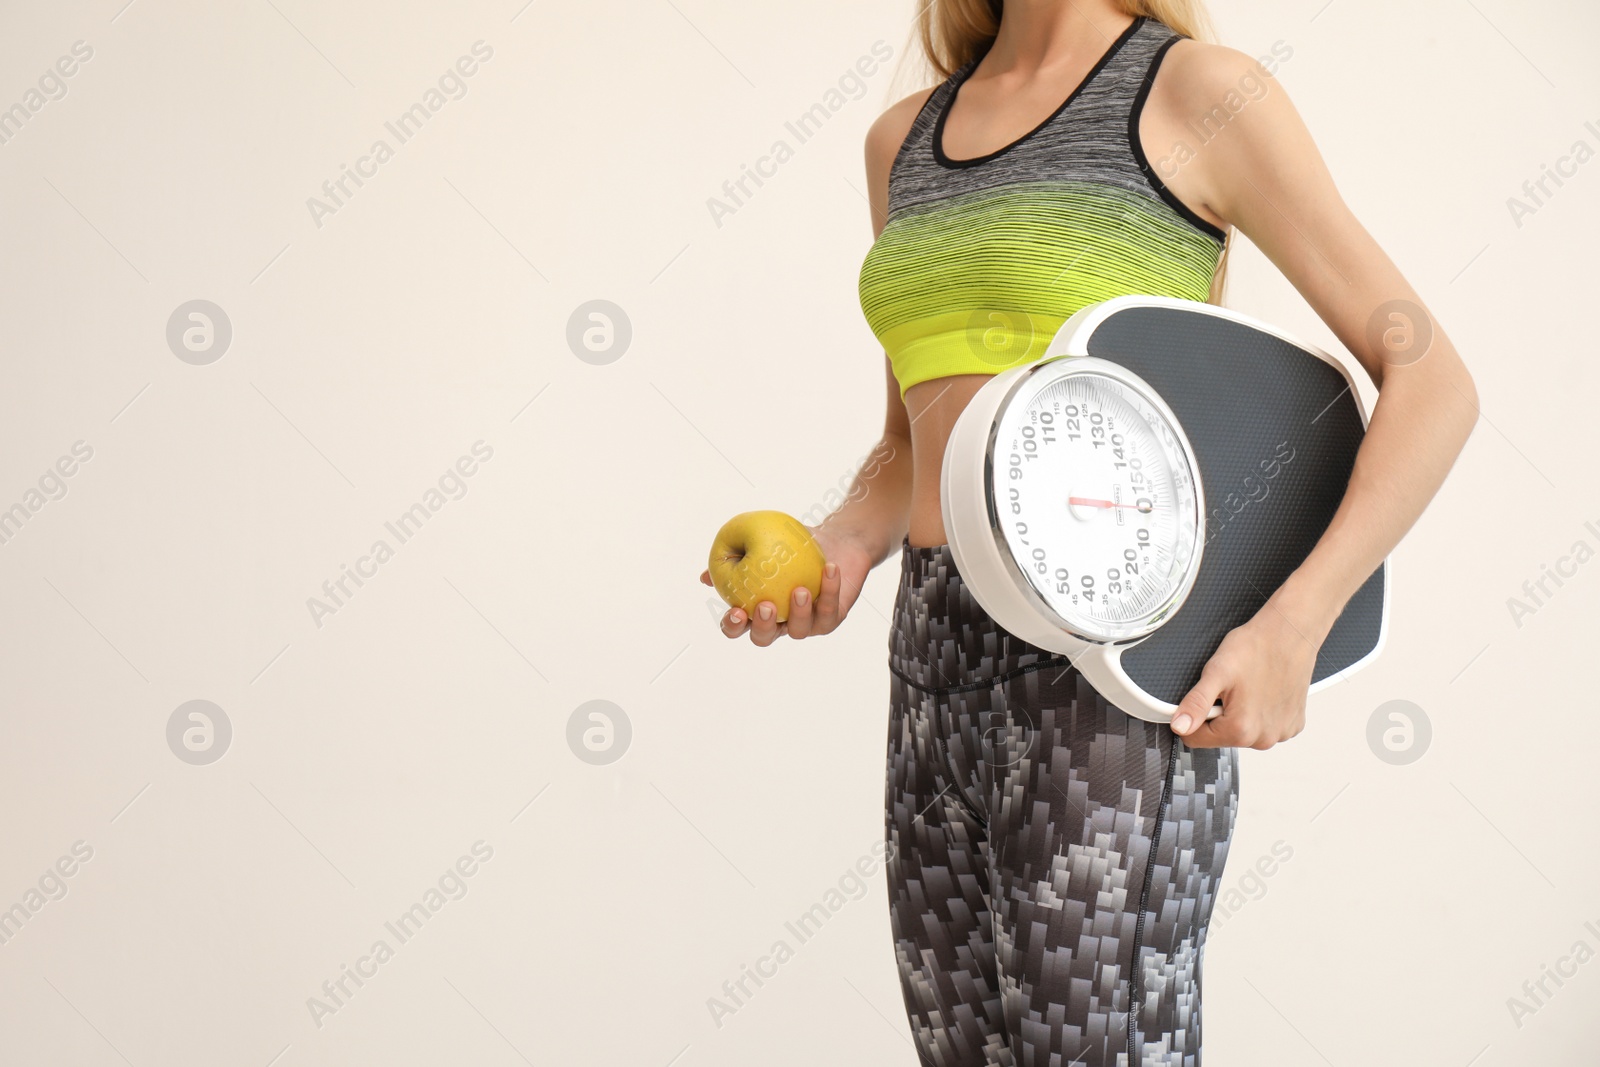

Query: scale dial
[988,360,1203,643]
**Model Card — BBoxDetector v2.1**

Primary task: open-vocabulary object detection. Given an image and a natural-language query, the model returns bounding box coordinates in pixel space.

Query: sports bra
[858,16,1227,400]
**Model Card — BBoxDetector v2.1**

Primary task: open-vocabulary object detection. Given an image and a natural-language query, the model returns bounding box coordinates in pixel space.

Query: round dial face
[991,367,1202,641]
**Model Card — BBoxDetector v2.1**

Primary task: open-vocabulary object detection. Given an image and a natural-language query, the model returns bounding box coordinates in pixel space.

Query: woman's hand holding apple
[700,512,872,646]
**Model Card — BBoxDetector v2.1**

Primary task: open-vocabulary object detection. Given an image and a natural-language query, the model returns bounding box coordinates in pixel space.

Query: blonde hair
[904,0,1232,302]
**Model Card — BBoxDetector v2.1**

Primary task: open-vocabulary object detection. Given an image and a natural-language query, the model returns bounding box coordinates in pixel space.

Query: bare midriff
[903,373,996,548]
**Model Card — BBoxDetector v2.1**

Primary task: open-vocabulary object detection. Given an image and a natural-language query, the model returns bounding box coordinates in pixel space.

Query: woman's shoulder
[864,85,941,231]
[865,86,939,176]
[1152,36,1290,105]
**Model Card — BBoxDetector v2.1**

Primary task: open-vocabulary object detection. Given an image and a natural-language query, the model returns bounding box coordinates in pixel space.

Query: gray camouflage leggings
[885,538,1239,1066]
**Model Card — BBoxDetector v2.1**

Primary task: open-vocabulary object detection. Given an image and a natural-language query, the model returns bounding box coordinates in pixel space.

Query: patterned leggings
[886,539,1239,1066]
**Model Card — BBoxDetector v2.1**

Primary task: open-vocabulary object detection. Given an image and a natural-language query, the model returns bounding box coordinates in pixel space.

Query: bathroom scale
[941,295,1388,724]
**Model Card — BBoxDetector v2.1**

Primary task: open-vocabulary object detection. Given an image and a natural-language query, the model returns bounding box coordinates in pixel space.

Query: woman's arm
[813,360,914,570]
[1148,42,1480,745]
[705,92,928,645]
[809,93,933,572]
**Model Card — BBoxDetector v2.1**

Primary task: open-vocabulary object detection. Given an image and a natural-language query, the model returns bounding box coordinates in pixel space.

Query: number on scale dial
[996,371,1200,637]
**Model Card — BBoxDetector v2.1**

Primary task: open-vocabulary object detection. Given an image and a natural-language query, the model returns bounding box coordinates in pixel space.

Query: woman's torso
[857,16,1227,547]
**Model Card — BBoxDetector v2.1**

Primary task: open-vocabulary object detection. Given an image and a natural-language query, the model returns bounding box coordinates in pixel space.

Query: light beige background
[0,0,1595,1064]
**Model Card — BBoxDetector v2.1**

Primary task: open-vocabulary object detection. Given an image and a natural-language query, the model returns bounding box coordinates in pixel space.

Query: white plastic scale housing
[940,296,1387,724]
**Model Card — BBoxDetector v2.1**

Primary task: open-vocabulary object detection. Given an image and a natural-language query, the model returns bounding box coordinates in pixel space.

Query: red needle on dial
[1068,496,1149,510]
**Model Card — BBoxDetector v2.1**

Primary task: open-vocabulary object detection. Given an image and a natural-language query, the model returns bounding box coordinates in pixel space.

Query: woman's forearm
[816,431,915,568]
[1273,354,1479,641]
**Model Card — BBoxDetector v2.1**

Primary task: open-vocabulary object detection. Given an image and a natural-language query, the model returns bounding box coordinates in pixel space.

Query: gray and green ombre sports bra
[859,17,1227,399]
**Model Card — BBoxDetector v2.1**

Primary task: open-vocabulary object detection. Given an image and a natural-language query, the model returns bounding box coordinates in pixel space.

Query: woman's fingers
[786,586,815,639]
[1183,709,1262,751]
[708,569,842,644]
[719,606,749,639]
[1170,662,1227,737]
[700,569,713,587]
[748,600,783,647]
[813,562,841,628]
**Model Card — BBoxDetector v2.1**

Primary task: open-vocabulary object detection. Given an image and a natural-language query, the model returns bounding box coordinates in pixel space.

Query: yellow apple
[707,510,826,623]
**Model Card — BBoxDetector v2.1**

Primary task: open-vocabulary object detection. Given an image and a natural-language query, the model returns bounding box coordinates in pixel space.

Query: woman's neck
[985,0,1136,72]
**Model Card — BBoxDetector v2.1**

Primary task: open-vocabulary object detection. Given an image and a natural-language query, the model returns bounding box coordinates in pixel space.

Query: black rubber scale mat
[1084,304,1386,705]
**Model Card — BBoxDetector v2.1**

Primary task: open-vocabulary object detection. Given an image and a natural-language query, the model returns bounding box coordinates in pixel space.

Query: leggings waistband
[889,536,1069,693]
